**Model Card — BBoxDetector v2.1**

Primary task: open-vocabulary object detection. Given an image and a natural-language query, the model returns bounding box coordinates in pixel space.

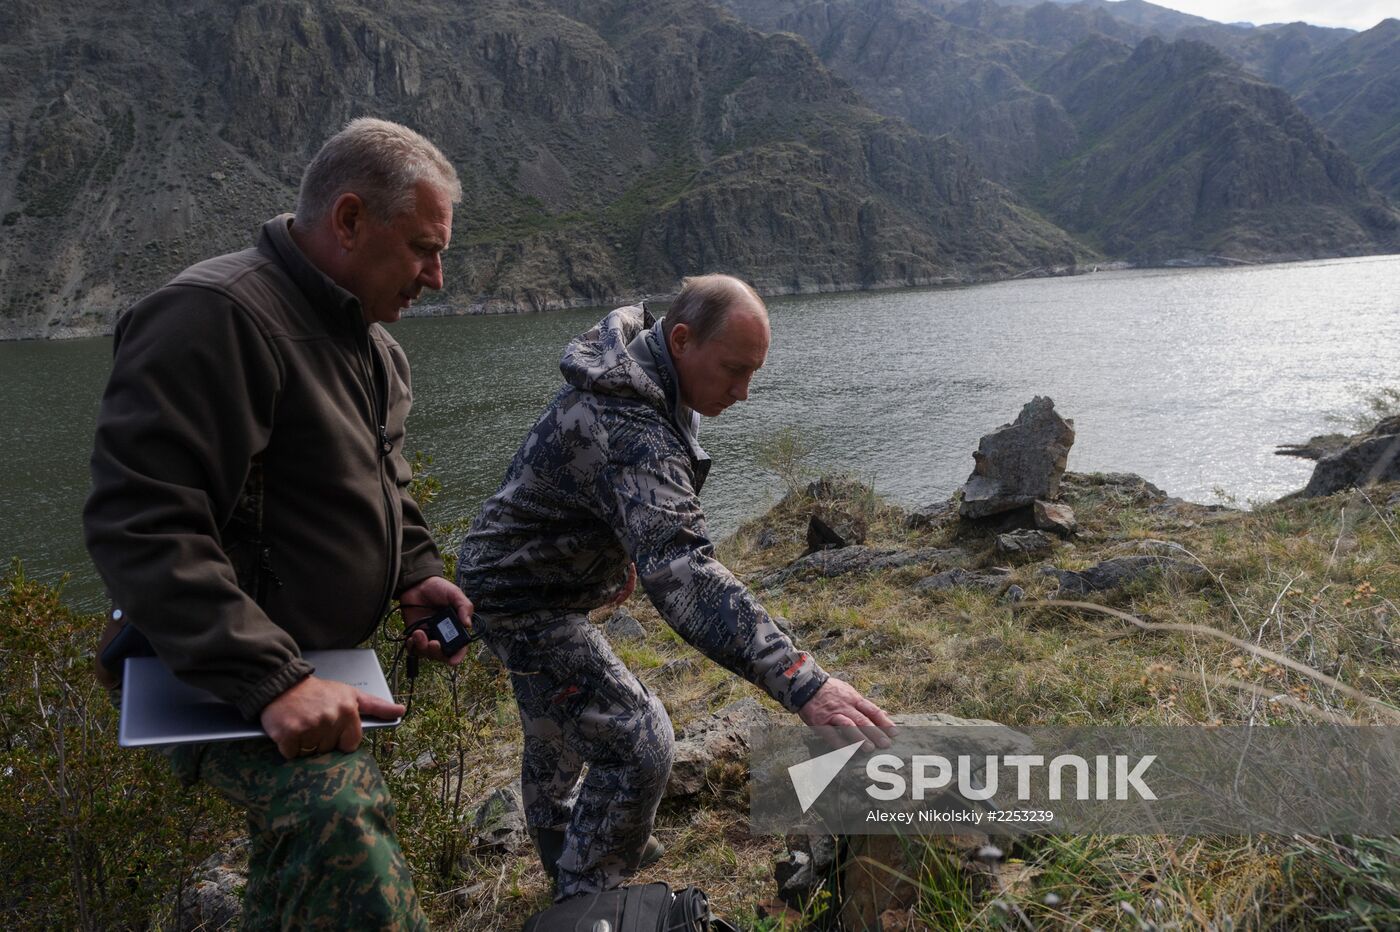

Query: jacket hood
[560,303,708,466]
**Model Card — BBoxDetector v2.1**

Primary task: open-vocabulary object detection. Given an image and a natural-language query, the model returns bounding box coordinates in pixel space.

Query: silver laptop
[119,649,402,748]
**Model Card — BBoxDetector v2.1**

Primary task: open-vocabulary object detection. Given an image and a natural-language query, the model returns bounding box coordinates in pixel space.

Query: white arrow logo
[788,740,865,813]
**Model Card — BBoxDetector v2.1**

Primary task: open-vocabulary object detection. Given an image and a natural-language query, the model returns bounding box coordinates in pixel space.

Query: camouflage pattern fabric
[457,304,827,714]
[481,610,673,898]
[164,740,426,930]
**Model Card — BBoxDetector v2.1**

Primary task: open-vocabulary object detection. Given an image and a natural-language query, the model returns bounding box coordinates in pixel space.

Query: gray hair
[663,274,767,345]
[295,117,462,225]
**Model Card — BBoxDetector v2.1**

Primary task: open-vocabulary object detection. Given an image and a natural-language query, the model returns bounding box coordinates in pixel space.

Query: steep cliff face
[719,0,1399,263]
[0,0,1084,337]
[721,0,1081,183]
[1287,19,1400,203]
[1033,37,1398,261]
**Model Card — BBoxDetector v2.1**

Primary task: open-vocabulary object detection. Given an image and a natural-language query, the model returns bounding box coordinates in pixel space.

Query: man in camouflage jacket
[458,274,895,899]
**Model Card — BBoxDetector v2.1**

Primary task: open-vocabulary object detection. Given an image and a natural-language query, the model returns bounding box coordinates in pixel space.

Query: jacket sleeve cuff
[763,649,830,713]
[395,552,445,597]
[234,656,315,720]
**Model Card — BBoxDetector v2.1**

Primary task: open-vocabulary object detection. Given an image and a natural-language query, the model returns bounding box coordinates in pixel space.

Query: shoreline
[5,250,1396,342]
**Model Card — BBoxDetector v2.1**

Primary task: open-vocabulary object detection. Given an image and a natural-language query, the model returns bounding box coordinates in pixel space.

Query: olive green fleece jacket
[84,215,443,719]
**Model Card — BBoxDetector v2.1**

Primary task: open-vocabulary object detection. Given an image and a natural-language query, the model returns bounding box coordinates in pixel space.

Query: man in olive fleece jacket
[83,118,471,929]
[458,274,896,899]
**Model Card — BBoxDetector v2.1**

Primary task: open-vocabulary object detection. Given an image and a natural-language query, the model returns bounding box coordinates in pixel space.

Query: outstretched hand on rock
[797,677,897,752]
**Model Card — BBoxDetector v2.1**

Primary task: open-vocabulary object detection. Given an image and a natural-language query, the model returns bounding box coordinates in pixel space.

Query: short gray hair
[663,274,767,345]
[295,117,462,225]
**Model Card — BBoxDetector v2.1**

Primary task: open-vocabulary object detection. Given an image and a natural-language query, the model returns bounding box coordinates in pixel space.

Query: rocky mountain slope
[1032,35,1397,261]
[721,0,1397,259]
[0,0,1082,338]
[1286,19,1400,202]
[3,0,1398,339]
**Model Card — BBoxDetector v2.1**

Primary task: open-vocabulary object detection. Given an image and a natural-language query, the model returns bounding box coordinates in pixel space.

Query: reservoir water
[4,254,1398,611]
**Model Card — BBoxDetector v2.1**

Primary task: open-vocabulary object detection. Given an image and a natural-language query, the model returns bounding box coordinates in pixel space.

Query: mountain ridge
[2,0,1398,339]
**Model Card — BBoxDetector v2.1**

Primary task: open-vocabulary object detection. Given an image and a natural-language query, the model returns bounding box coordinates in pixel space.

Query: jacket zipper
[358,330,399,642]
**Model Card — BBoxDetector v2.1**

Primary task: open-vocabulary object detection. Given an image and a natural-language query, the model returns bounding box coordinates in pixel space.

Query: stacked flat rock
[959,397,1075,519]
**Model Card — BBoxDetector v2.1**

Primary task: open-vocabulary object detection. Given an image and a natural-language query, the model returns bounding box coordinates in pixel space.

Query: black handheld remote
[420,605,475,654]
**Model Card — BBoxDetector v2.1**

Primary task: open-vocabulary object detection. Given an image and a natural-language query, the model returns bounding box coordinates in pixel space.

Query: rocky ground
[160,403,1400,930]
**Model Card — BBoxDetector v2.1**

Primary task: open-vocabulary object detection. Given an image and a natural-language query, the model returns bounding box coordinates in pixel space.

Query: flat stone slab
[1043,555,1207,596]
[913,567,1011,594]
[757,545,958,588]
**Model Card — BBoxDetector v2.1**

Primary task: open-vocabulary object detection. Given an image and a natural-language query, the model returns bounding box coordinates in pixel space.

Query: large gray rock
[167,839,248,932]
[960,397,1075,519]
[1044,555,1206,596]
[666,698,770,797]
[1301,416,1400,497]
[1058,471,1169,507]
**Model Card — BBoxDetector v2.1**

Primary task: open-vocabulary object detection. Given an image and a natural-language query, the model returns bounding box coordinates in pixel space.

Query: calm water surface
[4,254,1398,610]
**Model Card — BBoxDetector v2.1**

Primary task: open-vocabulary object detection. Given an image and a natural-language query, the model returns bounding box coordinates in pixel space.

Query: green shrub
[0,560,237,930]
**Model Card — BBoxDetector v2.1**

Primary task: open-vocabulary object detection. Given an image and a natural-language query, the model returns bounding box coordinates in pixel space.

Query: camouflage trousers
[481,611,675,899]
[164,739,427,930]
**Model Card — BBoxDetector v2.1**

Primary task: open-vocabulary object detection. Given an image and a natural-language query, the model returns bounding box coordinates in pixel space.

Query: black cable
[379,604,435,718]
[378,602,481,719]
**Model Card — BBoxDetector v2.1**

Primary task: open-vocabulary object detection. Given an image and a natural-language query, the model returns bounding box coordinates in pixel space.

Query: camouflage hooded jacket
[457,304,828,712]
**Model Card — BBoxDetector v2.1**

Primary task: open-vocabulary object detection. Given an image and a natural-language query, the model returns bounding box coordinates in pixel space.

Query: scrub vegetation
[3,462,1398,929]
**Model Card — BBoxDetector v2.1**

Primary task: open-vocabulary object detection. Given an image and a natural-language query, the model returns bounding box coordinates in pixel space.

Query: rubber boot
[533,828,664,887]
[530,826,569,886]
[639,834,665,869]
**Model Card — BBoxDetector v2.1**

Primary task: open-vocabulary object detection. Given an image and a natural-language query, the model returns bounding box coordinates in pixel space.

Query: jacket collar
[258,214,365,332]
[627,310,711,485]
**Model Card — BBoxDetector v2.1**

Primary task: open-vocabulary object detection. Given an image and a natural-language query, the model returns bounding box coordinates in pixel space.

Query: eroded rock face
[960,397,1075,519]
[1301,416,1400,498]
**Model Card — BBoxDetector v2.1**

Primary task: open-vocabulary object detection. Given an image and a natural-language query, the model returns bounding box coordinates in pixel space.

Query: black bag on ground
[521,882,738,932]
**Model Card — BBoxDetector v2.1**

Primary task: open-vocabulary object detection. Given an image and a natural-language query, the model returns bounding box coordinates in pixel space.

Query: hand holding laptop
[261,674,406,759]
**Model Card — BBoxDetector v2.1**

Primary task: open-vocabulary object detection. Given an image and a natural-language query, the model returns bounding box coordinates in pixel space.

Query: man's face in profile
[344,180,453,325]
[670,305,770,417]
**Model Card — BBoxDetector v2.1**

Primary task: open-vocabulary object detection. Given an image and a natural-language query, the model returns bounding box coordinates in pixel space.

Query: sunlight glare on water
[3,254,1397,608]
